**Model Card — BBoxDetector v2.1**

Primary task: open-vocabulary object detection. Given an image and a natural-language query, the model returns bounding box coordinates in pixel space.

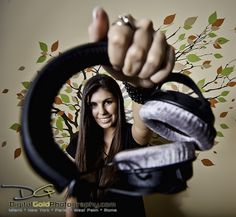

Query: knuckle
[109,33,127,48]
[146,55,160,68]
[129,46,146,61]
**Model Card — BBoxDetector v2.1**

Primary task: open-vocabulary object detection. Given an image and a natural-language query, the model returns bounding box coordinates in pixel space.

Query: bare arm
[65,196,77,217]
[132,101,152,145]
[88,7,175,144]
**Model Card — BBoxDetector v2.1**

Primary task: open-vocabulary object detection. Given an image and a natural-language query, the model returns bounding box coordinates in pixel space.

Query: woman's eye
[105,100,112,105]
[90,102,97,108]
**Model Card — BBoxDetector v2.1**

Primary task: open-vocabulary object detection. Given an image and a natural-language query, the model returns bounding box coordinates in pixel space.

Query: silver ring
[112,15,136,31]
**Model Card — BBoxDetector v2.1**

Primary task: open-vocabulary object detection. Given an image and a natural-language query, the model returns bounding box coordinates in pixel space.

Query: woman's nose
[98,104,107,114]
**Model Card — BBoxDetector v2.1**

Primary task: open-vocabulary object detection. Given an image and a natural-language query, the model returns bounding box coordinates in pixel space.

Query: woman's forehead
[90,88,114,102]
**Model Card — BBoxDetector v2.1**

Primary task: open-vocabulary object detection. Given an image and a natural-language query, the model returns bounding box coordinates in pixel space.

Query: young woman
[66,73,151,216]
[65,7,175,217]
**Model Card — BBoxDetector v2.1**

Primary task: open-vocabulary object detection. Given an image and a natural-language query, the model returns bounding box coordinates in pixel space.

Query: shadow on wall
[144,192,187,217]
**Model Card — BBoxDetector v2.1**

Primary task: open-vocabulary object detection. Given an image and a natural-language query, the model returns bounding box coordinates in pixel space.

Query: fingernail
[92,6,103,20]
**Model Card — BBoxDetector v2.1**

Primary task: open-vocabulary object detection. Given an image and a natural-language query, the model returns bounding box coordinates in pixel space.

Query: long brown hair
[75,74,126,196]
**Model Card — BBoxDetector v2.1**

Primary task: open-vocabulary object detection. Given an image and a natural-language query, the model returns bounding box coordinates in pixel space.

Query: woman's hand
[88,7,175,88]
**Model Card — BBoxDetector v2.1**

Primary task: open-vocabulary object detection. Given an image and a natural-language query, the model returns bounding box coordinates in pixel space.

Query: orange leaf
[217,66,223,74]
[51,40,59,52]
[66,79,71,85]
[188,35,197,41]
[209,98,218,108]
[54,96,62,104]
[201,158,214,166]
[212,18,225,27]
[227,81,236,87]
[14,148,21,159]
[163,14,176,25]
[203,60,211,65]
[187,35,197,44]
[202,60,211,69]
[85,67,93,73]
[220,111,228,118]
[68,113,73,121]
[213,42,221,49]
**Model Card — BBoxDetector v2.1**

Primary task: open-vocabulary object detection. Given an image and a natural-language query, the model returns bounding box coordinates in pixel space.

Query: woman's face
[89,87,118,129]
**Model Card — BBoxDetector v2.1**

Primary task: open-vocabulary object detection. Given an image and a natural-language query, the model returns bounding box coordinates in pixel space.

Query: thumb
[88,7,109,42]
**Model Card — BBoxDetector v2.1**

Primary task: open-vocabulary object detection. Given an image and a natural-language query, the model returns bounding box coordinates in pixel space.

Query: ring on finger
[112,15,136,31]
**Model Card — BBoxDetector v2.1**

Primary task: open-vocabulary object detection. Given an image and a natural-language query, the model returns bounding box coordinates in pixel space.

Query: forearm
[132,101,152,145]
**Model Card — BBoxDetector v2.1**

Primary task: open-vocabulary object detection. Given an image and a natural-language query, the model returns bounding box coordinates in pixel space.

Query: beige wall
[1,0,236,217]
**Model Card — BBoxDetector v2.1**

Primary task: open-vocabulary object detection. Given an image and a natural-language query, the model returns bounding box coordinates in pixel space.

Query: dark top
[66,123,146,217]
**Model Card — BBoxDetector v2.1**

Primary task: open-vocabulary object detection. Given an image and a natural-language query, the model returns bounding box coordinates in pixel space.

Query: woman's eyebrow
[90,97,113,103]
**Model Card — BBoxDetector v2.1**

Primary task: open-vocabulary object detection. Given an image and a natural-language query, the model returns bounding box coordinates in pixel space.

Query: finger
[150,45,175,83]
[138,31,167,79]
[107,15,135,70]
[88,7,109,42]
[123,19,153,76]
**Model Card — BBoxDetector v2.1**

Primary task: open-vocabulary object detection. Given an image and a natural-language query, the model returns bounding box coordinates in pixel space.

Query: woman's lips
[98,117,111,124]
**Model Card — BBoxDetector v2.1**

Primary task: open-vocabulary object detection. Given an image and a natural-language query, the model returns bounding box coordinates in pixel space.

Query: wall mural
[2,11,236,168]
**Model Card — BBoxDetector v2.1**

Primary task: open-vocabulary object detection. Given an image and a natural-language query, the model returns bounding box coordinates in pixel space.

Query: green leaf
[22,81,31,89]
[37,55,47,63]
[208,11,217,25]
[197,78,205,89]
[72,82,79,89]
[68,105,76,111]
[216,131,224,137]
[60,144,68,151]
[183,24,192,30]
[184,16,198,27]
[187,54,201,62]
[208,32,217,38]
[160,30,167,34]
[71,96,79,103]
[60,94,70,103]
[39,42,48,52]
[57,139,64,144]
[214,53,223,59]
[218,97,226,102]
[220,91,229,96]
[65,86,72,93]
[10,123,21,132]
[178,33,185,41]
[61,133,69,137]
[216,37,229,45]
[56,116,64,131]
[220,123,229,129]
[221,66,234,76]
[179,44,186,51]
